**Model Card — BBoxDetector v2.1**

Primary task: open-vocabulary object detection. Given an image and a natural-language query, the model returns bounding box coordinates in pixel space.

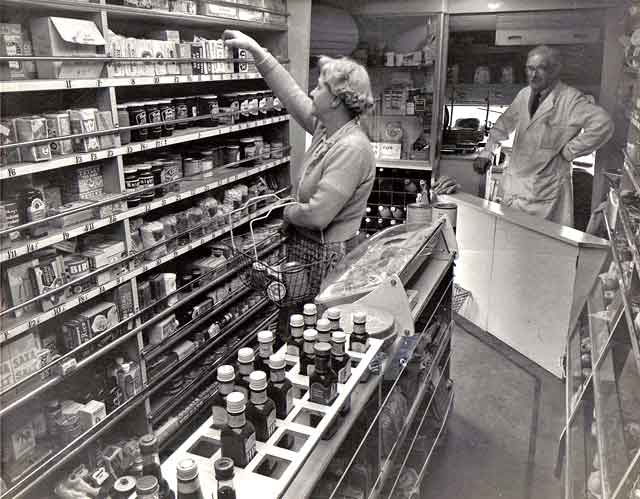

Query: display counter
[160,220,457,498]
[446,192,610,377]
[439,153,484,196]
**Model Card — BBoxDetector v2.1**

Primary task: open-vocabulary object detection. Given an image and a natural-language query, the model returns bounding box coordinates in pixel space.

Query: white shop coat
[479,81,614,227]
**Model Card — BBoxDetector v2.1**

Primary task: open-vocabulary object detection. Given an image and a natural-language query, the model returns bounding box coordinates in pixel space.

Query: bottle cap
[113,476,136,494]
[217,365,235,383]
[327,307,341,320]
[316,318,331,332]
[314,342,332,356]
[135,476,159,495]
[121,363,130,373]
[176,458,199,481]
[332,331,346,343]
[257,330,273,343]
[290,314,304,327]
[238,347,255,363]
[303,329,318,341]
[226,392,246,413]
[138,433,158,454]
[269,354,286,370]
[303,303,317,315]
[353,310,367,323]
[249,370,268,391]
[214,457,235,481]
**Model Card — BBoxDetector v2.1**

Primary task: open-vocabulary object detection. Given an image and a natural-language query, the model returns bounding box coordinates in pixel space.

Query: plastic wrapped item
[159,215,178,251]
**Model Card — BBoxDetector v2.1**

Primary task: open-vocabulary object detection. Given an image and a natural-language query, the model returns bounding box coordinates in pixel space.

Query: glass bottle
[316,318,332,343]
[267,354,293,419]
[136,476,160,499]
[139,433,175,499]
[235,347,255,399]
[255,330,274,374]
[246,371,276,441]
[211,365,235,430]
[112,476,137,499]
[215,457,236,499]
[303,303,317,330]
[332,331,351,415]
[287,314,305,357]
[327,308,344,334]
[300,329,317,376]
[350,310,370,353]
[176,458,204,499]
[221,392,256,467]
[309,342,338,405]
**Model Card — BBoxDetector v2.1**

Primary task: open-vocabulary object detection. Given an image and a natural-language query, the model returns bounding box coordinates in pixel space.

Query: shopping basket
[228,193,341,307]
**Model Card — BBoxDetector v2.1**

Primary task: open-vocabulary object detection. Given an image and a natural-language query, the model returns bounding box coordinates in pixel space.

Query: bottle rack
[0,0,304,495]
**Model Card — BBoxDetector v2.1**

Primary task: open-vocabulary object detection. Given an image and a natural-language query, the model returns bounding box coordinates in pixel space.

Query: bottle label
[228,412,246,428]
[177,478,201,494]
[273,97,283,112]
[306,364,315,377]
[251,390,267,405]
[303,314,316,328]
[267,409,276,437]
[317,332,331,343]
[303,342,315,355]
[353,322,366,335]
[350,338,369,353]
[286,344,300,356]
[285,388,293,415]
[310,382,337,405]
[212,406,227,427]
[338,365,350,384]
[245,432,256,463]
[259,343,273,359]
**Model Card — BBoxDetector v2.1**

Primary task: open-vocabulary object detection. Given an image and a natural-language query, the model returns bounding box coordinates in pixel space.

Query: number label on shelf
[99,285,106,294]
[65,80,72,89]
[75,155,84,164]
[108,214,119,224]
[153,76,160,84]
[6,248,17,259]
[130,79,136,86]
[176,193,182,201]
[62,232,71,240]
[126,146,134,154]
[145,204,151,213]
[78,294,88,304]
[156,139,167,148]
[84,222,95,232]
[52,305,65,316]
[26,242,39,253]
[140,143,147,151]
[174,76,180,84]
[96,79,102,87]
[28,318,40,329]
[90,153,98,162]
[6,167,17,177]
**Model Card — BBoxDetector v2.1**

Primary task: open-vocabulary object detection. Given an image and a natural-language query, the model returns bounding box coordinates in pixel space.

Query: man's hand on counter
[431,176,461,195]
[473,157,492,174]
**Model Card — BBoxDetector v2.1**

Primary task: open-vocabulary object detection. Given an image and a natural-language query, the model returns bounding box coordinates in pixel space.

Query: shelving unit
[0,0,304,496]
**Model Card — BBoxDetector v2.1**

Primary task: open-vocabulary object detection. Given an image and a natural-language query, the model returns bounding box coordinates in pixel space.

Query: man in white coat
[473,45,614,227]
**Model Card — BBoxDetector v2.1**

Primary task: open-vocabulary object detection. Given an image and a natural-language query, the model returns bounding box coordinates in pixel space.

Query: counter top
[441,192,609,249]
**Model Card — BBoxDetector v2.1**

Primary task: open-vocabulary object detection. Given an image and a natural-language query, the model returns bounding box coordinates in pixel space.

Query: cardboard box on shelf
[29,253,69,312]
[69,108,100,153]
[48,201,95,228]
[29,17,106,79]
[176,42,193,75]
[77,400,107,430]
[2,419,36,463]
[164,41,179,75]
[150,30,180,42]
[0,332,43,393]
[0,24,24,80]
[81,240,125,269]
[5,258,40,318]
[77,301,118,336]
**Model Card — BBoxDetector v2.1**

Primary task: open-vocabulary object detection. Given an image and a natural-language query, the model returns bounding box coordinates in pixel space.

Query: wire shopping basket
[228,193,341,307]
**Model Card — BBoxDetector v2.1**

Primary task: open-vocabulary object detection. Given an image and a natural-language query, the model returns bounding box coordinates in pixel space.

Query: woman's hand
[222,30,261,53]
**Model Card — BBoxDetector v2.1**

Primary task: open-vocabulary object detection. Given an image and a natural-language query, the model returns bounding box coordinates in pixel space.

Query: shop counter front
[443,192,609,378]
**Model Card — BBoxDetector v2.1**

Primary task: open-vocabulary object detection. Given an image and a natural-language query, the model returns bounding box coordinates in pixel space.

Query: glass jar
[172,97,190,129]
[198,94,219,127]
[239,137,256,165]
[248,92,259,120]
[183,157,202,177]
[271,141,284,159]
[151,161,167,198]
[238,92,251,123]
[264,90,274,116]
[138,164,155,203]
[144,100,163,139]
[258,91,268,117]
[199,151,215,177]
[218,92,239,125]
[158,99,175,137]
[224,144,241,165]
[185,96,198,119]
[116,104,131,145]
[262,142,271,162]
[124,167,140,208]
[252,135,264,162]
[127,102,148,142]
[16,187,48,238]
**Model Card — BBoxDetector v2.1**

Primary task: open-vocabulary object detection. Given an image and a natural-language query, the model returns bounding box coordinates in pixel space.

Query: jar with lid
[185,96,198,119]
[145,101,163,139]
[183,157,202,177]
[264,91,274,116]
[271,141,284,159]
[124,167,140,208]
[252,136,264,162]
[151,161,167,197]
[248,92,259,119]
[224,144,241,165]
[238,92,251,122]
[239,138,256,166]
[199,151,215,177]
[116,104,131,145]
[261,142,271,162]
[138,164,155,203]
[158,99,175,137]
[198,94,219,127]
[16,187,48,238]
[127,102,148,142]
[172,97,190,129]
[218,93,239,125]
[258,91,268,117]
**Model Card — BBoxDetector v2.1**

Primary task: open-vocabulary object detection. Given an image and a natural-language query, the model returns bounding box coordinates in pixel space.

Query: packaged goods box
[30,17,106,79]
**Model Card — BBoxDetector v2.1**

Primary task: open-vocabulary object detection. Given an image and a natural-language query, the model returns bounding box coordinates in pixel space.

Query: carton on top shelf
[29,17,106,79]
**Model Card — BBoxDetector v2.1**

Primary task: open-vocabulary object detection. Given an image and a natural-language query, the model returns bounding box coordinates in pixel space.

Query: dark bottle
[267,354,293,419]
[139,433,175,499]
[235,347,255,399]
[309,342,338,406]
[215,457,237,499]
[303,303,317,330]
[299,329,317,376]
[327,307,344,334]
[112,476,137,499]
[221,391,256,467]
[350,310,370,353]
[286,314,305,357]
[246,370,277,442]
[176,457,204,499]
[255,329,274,374]
[211,365,235,430]
[136,476,160,499]
[316,318,332,343]
[332,331,351,415]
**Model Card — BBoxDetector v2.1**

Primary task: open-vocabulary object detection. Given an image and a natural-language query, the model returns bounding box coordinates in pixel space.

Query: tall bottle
[176,458,204,499]
[286,314,305,357]
[350,310,370,353]
[246,371,276,441]
[255,330,274,374]
[331,331,351,415]
[221,392,256,467]
[300,329,317,376]
[310,342,338,405]
[136,476,160,499]
[327,307,344,334]
[211,365,235,430]
[235,347,255,399]
[316,318,332,343]
[139,433,175,499]
[267,354,293,419]
[303,303,317,330]
[215,457,237,499]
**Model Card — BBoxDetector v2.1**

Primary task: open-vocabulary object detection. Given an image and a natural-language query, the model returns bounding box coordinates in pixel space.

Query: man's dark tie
[529,92,541,117]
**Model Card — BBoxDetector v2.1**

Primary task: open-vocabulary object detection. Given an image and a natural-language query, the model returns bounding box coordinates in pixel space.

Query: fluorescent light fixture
[488,1,502,9]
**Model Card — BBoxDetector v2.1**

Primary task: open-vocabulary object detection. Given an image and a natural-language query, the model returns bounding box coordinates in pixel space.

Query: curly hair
[317,55,374,116]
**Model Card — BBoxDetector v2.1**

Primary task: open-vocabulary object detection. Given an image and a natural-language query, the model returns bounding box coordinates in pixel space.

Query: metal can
[124,167,140,208]
[64,255,91,294]
[172,97,190,129]
[16,187,48,238]
[56,414,82,446]
[183,157,202,177]
[252,135,263,162]
[127,102,148,142]
[158,99,175,137]
[199,151,215,177]
[138,164,155,203]
[144,101,163,139]
[198,94,219,127]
